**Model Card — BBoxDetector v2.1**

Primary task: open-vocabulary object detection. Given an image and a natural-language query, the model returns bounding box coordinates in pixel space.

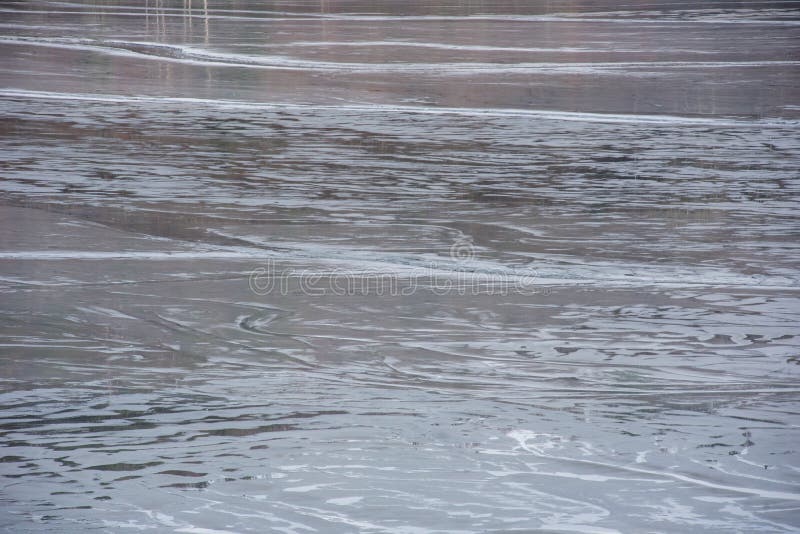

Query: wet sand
[1,1,800,532]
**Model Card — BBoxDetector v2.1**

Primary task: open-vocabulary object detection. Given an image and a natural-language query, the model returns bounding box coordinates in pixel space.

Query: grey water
[1,1,800,532]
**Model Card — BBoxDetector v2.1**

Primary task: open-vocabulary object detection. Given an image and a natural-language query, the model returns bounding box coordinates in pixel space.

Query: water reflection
[1,0,799,532]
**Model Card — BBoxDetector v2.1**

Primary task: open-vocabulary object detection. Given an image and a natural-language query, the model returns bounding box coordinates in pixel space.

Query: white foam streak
[3,37,799,76]
[508,430,800,502]
[3,88,795,127]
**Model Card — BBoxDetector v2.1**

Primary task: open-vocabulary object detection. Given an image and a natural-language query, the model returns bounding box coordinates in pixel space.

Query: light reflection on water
[1,1,799,532]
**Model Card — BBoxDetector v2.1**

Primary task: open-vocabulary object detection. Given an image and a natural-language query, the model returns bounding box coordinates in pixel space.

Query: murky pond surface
[1,1,800,532]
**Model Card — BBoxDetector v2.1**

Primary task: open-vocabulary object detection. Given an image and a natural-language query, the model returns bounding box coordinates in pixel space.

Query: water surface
[1,1,800,532]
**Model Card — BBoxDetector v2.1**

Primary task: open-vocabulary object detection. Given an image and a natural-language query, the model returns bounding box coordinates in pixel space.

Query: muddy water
[1,1,800,532]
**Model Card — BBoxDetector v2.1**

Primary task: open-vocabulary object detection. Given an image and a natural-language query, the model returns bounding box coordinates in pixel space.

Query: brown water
[1,1,800,532]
